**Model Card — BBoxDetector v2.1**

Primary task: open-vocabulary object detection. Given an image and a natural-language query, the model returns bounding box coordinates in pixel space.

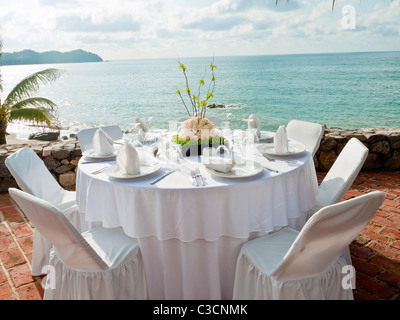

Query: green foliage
[0,49,103,66]
[3,69,63,108]
[0,40,63,144]
[176,57,216,118]
[172,134,224,147]
[9,108,53,126]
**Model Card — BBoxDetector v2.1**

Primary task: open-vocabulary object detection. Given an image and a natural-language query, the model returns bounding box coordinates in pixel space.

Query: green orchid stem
[176,56,216,119]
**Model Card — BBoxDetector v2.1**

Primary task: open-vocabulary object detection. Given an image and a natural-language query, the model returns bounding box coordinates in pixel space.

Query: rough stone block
[370,141,391,154]
[389,135,400,149]
[318,150,337,171]
[0,164,12,178]
[54,164,73,174]
[363,153,382,170]
[319,136,337,152]
[383,150,400,170]
[52,148,71,160]
[42,156,61,171]
[42,147,52,157]
[59,171,76,188]
[367,134,388,144]
[345,134,367,142]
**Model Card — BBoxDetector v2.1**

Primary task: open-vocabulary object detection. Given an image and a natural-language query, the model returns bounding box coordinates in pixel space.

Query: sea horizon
[1,50,399,139]
[108,49,400,62]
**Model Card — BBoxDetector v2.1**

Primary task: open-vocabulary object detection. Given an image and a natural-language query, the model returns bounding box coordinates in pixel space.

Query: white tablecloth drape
[76,144,318,299]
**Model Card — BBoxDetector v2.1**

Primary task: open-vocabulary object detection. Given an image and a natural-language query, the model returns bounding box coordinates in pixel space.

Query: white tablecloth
[76,142,318,299]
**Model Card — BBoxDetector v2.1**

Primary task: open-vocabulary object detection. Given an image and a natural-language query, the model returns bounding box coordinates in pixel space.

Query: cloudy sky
[0,0,399,60]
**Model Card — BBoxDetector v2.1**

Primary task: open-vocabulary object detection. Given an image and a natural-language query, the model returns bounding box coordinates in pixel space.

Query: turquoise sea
[1,51,399,137]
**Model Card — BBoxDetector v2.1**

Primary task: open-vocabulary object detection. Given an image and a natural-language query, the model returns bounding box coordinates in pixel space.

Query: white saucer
[82,149,118,160]
[206,160,263,179]
[106,161,161,179]
[256,142,306,157]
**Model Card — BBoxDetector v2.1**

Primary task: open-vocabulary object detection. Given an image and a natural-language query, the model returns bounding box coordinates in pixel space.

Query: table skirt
[138,235,247,300]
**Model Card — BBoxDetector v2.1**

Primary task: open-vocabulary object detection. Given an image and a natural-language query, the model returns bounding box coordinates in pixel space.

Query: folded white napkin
[92,128,114,156]
[247,114,261,138]
[135,117,149,132]
[116,143,141,175]
[274,125,289,153]
[204,157,236,173]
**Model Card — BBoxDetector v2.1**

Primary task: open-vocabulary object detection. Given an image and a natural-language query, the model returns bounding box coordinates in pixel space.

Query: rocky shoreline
[0,127,399,193]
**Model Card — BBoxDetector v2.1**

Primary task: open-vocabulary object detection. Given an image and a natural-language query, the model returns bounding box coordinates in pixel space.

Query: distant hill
[1,49,103,65]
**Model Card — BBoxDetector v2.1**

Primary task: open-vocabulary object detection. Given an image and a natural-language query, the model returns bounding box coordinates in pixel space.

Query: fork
[195,168,205,186]
[191,170,200,187]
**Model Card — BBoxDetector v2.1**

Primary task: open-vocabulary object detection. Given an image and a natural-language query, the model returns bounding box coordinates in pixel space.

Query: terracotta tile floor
[0,170,399,300]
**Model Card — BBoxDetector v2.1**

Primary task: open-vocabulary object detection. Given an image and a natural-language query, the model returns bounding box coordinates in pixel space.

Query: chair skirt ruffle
[232,253,353,300]
[43,250,148,300]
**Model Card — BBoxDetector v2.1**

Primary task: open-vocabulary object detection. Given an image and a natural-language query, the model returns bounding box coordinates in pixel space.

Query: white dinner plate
[256,142,306,157]
[106,161,161,179]
[82,149,118,160]
[206,160,263,179]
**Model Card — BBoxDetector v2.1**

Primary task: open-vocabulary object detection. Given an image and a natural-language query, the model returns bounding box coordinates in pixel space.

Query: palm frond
[4,68,63,106]
[10,97,57,111]
[9,108,53,125]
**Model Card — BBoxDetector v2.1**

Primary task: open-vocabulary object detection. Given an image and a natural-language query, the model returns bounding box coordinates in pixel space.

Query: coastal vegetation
[1,49,102,66]
[0,41,63,144]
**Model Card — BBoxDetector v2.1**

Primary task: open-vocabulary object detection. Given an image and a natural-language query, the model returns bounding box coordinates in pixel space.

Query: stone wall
[0,137,81,193]
[0,127,399,192]
[315,127,400,172]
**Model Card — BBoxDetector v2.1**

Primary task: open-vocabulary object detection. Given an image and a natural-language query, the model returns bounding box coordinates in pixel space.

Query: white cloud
[0,0,399,60]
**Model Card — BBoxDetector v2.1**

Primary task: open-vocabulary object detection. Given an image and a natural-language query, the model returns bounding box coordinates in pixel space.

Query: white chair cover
[315,138,368,210]
[77,125,123,152]
[9,188,148,300]
[232,191,385,300]
[5,147,76,208]
[286,119,324,157]
[5,146,80,275]
[307,138,369,264]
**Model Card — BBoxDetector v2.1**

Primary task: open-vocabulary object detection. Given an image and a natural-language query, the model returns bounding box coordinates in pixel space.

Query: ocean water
[1,51,399,137]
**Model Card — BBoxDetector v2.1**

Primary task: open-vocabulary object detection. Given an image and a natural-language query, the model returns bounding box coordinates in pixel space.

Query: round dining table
[76,137,319,300]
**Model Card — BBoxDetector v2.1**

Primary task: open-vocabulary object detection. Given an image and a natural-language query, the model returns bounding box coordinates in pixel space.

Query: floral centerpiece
[174,58,225,156]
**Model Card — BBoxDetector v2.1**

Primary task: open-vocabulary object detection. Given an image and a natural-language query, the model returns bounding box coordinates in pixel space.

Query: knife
[150,169,174,184]
[262,166,280,173]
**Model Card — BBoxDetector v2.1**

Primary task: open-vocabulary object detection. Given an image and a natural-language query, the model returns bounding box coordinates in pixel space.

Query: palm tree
[0,41,63,145]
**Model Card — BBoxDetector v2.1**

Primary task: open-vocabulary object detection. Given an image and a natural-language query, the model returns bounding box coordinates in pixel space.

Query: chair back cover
[317,138,368,207]
[78,125,123,152]
[286,119,324,156]
[9,188,107,271]
[5,147,66,205]
[271,191,385,280]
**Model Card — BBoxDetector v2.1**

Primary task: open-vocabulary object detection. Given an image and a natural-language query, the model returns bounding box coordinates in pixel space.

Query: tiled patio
[0,169,399,300]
